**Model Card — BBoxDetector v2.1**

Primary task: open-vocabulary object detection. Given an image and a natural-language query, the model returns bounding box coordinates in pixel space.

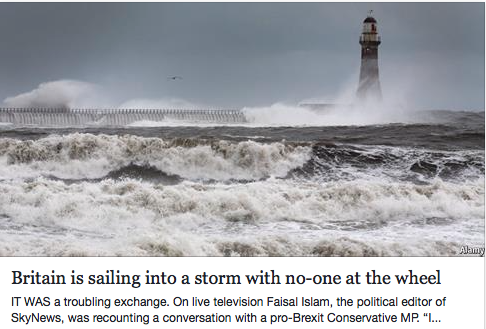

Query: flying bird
[167,76,183,80]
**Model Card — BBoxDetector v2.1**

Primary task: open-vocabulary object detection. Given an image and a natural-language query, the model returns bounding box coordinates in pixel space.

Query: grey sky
[0,2,484,109]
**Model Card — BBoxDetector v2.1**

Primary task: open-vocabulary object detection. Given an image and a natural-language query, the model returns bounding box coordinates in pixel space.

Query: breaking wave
[0,133,311,181]
[0,133,482,184]
[0,177,482,256]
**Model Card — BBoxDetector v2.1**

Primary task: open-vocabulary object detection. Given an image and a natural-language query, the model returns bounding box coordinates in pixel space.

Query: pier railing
[0,108,247,126]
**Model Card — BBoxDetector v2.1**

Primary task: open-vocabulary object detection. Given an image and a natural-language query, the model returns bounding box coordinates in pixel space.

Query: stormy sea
[0,109,484,256]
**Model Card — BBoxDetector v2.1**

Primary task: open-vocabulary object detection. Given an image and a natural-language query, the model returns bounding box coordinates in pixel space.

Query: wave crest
[0,134,311,181]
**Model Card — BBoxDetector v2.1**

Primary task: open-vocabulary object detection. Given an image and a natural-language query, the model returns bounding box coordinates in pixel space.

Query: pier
[0,108,247,126]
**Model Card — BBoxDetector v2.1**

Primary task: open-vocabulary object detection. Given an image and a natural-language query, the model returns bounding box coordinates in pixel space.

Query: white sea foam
[0,177,483,256]
[0,134,311,181]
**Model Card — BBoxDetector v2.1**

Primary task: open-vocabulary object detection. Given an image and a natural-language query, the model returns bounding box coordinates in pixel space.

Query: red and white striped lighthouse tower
[357,11,382,101]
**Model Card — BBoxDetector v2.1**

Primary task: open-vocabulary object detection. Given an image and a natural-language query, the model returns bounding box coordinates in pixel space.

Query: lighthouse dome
[364,16,377,23]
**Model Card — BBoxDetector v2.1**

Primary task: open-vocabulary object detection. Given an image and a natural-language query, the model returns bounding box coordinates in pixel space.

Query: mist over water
[242,103,419,126]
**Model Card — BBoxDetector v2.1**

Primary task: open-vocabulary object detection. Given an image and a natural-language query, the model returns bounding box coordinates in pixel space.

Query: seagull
[167,76,183,80]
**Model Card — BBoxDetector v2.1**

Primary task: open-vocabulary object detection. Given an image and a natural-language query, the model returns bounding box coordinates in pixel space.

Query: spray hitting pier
[0,108,247,126]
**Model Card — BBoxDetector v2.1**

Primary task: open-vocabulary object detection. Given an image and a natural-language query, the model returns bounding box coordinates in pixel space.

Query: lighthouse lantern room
[357,11,382,101]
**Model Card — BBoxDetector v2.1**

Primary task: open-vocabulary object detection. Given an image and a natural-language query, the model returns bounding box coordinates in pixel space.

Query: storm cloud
[0,2,483,109]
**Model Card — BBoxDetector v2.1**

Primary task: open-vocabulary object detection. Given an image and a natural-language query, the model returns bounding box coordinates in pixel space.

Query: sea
[0,109,484,256]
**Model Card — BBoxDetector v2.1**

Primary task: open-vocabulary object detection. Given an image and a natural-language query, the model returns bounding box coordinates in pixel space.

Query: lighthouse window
[372,24,376,32]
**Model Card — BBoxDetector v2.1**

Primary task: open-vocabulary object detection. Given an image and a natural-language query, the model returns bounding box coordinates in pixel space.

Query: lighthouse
[357,11,382,101]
